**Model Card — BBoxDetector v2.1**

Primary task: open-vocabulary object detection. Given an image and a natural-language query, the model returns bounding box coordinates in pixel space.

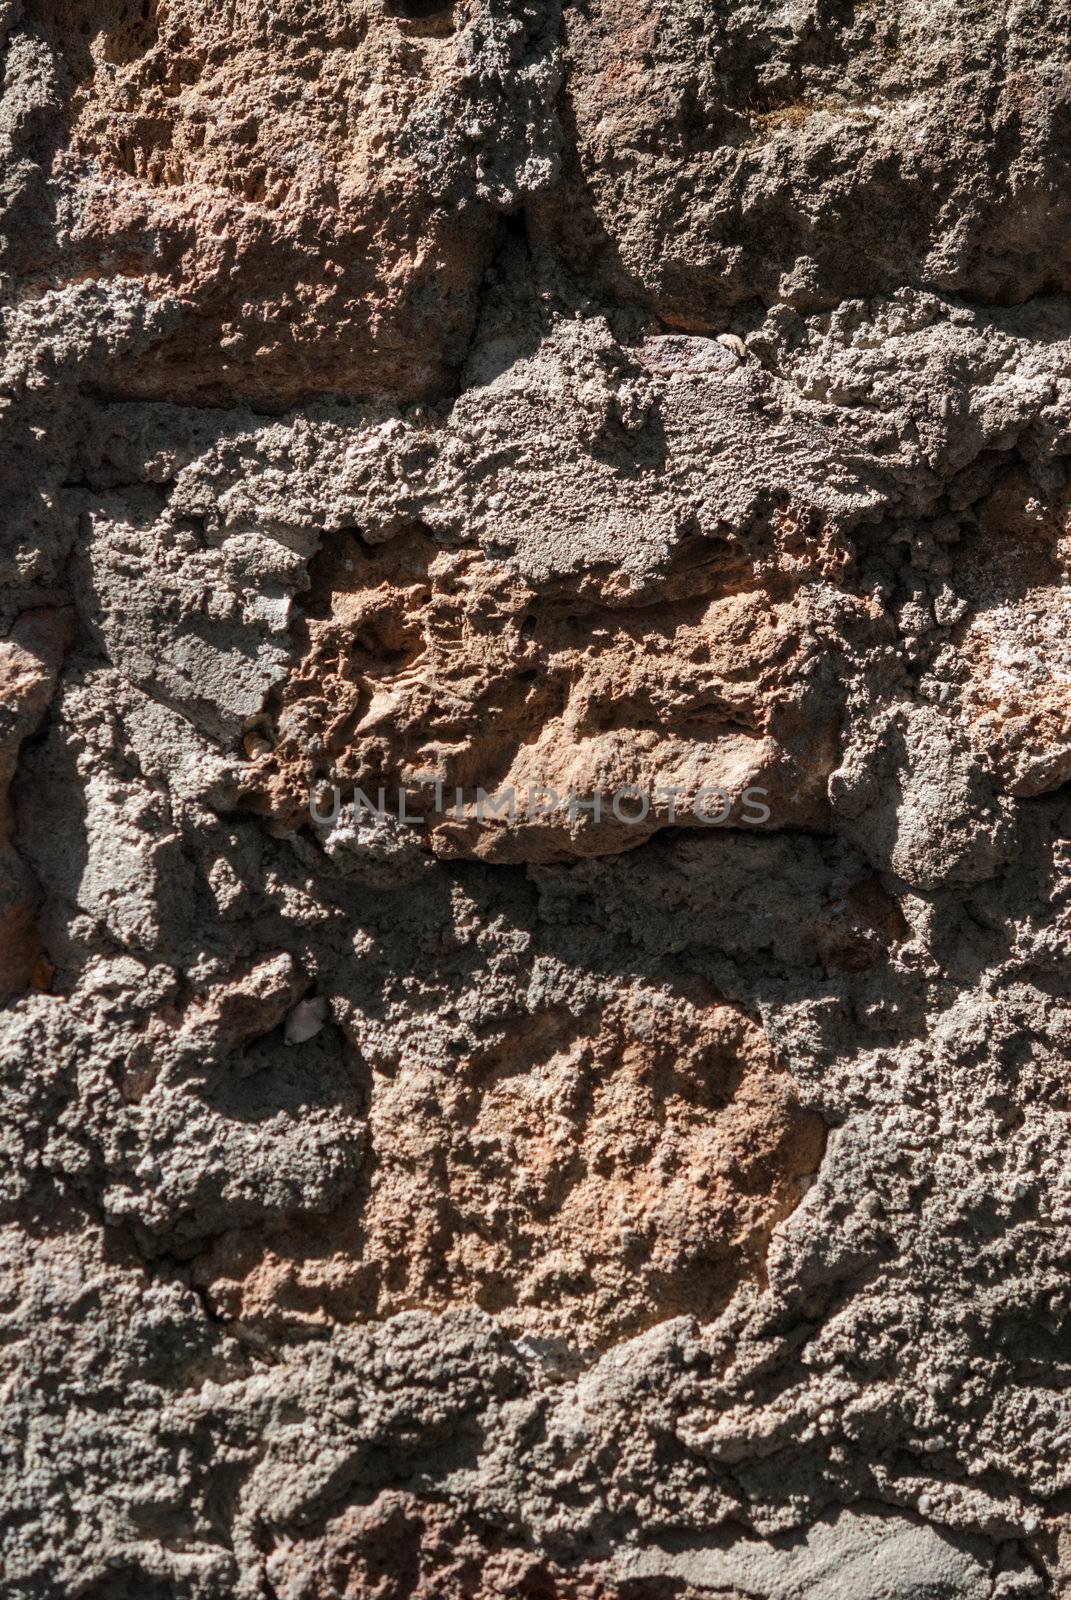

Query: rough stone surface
[3,2,1071,1596]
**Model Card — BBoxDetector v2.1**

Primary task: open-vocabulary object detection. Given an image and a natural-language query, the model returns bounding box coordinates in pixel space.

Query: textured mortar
[3,1,1071,1596]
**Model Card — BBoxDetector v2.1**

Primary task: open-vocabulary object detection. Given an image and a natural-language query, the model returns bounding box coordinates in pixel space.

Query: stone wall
[2,2,1071,1594]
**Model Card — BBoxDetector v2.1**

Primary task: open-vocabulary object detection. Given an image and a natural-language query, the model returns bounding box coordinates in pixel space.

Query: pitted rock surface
[2,2,1071,1596]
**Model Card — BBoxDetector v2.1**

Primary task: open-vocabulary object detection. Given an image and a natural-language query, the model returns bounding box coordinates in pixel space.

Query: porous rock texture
[4,1,1071,1595]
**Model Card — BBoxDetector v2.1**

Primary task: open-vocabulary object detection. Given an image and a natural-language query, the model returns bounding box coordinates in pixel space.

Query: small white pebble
[242,731,272,760]
[285,996,330,1045]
